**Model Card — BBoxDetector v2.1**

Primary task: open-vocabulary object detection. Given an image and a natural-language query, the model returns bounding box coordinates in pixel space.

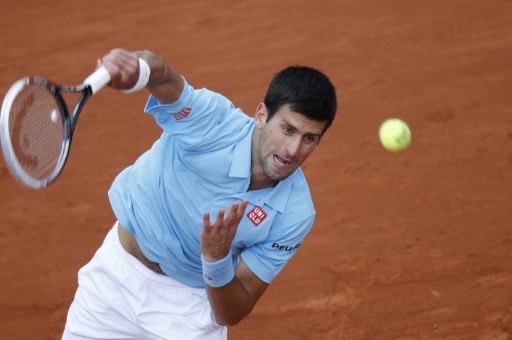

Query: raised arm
[99,48,184,104]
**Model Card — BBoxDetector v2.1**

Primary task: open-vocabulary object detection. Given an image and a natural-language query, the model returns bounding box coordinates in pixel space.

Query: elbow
[224,316,245,327]
[214,308,253,327]
[217,319,243,327]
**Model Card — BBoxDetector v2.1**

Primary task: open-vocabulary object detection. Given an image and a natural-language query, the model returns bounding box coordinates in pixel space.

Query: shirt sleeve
[240,214,315,284]
[143,78,241,149]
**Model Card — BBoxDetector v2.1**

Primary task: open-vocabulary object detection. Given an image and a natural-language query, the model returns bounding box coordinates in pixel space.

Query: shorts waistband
[109,221,204,291]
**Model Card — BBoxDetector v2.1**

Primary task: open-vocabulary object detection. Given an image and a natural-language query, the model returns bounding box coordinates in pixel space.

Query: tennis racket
[0,66,111,189]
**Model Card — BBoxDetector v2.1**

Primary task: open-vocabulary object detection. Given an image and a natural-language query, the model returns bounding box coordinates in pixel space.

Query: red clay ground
[1,0,511,339]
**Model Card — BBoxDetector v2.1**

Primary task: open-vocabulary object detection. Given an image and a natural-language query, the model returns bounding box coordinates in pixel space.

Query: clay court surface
[1,0,511,339]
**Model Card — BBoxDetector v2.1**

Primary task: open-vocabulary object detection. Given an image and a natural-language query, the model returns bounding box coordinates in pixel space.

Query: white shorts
[62,222,226,340]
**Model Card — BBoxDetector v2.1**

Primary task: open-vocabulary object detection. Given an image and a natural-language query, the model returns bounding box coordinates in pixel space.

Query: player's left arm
[207,257,269,326]
[200,201,269,326]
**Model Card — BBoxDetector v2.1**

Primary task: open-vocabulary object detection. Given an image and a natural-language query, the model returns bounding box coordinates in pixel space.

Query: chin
[262,158,297,182]
[270,168,295,182]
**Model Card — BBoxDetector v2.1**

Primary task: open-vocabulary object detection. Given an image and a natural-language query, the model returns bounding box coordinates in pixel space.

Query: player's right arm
[99,48,184,104]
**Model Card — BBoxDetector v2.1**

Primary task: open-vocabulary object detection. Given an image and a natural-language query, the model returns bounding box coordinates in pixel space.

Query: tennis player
[62,48,337,339]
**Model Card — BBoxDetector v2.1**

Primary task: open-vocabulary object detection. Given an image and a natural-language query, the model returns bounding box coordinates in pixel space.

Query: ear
[254,103,268,128]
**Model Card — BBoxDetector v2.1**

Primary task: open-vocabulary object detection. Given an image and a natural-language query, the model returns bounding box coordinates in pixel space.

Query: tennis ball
[50,110,58,123]
[379,118,411,152]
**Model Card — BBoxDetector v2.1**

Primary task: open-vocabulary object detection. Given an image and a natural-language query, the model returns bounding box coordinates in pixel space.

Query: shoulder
[144,78,251,136]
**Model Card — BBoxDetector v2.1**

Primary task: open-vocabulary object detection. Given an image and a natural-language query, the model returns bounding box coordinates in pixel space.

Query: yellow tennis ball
[379,118,411,152]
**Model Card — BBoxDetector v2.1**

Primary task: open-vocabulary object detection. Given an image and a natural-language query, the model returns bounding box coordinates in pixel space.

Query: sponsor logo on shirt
[271,242,301,252]
[247,206,267,226]
[172,107,191,120]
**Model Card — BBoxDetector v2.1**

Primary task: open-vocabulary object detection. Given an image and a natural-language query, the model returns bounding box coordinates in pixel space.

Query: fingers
[203,200,249,232]
[216,208,226,226]
[221,200,248,229]
[200,200,249,261]
[224,204,238,226]
[98,48,139,89]
[238,200,249,216]
[203,211,211,228]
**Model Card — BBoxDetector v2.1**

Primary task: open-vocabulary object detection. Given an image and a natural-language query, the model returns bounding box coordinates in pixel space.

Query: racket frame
[0,76,93,189]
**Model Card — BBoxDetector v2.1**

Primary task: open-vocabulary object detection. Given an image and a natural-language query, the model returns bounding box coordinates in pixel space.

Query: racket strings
[9,84,64,180]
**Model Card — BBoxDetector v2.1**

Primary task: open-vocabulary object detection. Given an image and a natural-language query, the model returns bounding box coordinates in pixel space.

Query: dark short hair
[263,66,337,134]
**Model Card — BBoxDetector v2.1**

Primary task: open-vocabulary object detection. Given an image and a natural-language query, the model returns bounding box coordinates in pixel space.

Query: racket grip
[84,66,111,94]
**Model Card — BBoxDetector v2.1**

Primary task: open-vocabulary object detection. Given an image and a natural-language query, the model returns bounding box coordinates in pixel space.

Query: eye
[303,135,319,144]
[282,126,294,134]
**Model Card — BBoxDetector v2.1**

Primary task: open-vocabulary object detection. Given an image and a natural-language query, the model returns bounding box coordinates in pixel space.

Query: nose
[284,137,301,158]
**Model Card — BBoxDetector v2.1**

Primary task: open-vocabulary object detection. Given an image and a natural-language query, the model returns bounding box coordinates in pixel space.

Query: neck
[248,175,277,191]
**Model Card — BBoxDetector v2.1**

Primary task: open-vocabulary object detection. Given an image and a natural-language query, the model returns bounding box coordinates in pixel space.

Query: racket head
[0,76,71,189]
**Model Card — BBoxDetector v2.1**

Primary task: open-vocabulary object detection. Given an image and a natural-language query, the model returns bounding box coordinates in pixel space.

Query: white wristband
[122,58,150,93]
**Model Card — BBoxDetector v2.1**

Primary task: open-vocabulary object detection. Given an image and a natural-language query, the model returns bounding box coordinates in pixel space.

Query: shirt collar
[263,175,294,213]
[229,126,253,179]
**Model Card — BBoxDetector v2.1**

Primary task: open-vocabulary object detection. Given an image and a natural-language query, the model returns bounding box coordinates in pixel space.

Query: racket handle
[84,66,111,94]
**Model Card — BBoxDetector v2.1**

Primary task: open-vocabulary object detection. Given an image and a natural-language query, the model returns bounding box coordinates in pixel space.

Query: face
[252,103,326,185]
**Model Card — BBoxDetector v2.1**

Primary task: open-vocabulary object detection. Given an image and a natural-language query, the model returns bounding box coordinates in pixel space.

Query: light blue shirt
[108,79,316,288]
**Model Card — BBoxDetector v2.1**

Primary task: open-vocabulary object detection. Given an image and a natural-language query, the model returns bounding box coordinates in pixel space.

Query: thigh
[138,286,226,340]
[63,229,148,339]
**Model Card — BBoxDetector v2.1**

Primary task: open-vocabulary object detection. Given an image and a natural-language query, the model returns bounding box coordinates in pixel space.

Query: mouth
[273,154,292,168]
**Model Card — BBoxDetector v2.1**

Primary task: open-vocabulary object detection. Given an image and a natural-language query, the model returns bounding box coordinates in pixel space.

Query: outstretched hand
[200,200,249,262]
